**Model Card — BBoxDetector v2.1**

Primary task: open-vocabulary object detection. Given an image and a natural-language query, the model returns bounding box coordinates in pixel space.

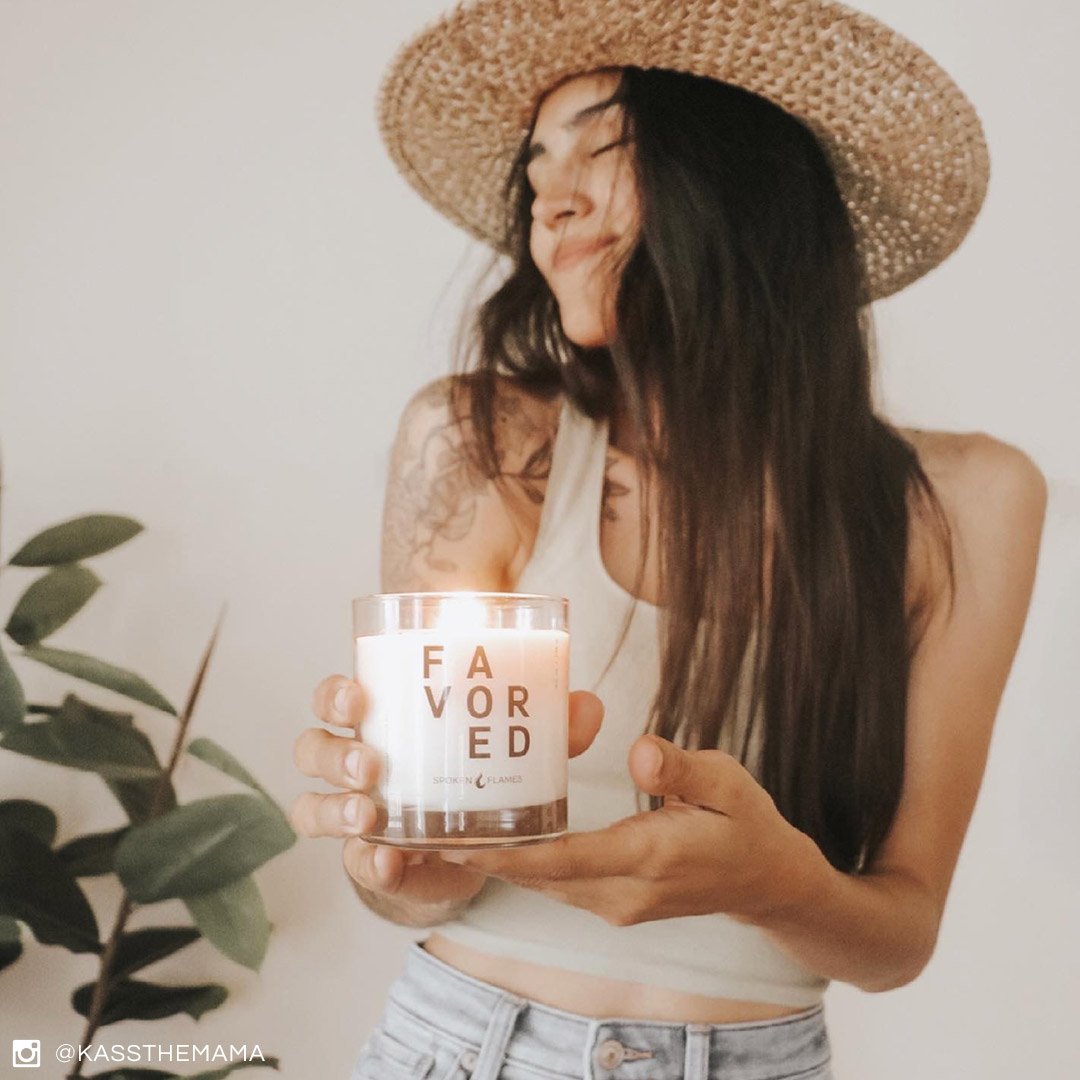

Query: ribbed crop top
[433,396,830,1007]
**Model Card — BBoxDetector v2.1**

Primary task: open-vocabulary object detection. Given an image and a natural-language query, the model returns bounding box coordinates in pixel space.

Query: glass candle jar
[351,591,569,848]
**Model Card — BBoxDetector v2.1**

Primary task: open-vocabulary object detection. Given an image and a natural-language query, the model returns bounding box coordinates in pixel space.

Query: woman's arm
[378,374,523,596]
[349,374,556,927]
[754,434,1049,991]
[432,433,1049,995]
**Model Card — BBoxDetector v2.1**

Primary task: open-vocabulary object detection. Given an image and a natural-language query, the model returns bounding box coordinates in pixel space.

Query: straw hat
[376,0,989,302]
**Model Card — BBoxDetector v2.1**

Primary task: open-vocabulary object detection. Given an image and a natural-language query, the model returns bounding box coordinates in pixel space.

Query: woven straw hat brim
[377,0,989,303]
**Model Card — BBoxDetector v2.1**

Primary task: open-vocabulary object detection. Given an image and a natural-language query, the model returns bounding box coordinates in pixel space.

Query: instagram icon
[12,1039,41,1067]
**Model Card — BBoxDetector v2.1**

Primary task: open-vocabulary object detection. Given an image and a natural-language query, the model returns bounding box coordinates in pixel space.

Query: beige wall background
[1,1,1076,1077]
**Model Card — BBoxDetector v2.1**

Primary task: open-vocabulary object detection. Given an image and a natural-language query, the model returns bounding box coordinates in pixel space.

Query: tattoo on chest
[601,450,632,524]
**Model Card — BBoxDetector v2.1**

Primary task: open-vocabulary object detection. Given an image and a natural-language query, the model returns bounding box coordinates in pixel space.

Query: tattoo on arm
[381,379,559,591]
[381,380,486,591]
[348,874,472,929]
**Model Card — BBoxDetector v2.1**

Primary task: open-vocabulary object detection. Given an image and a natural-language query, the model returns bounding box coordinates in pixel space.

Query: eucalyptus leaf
[186,737,273,802]
[107,775,178,825]
[22,645,176,715]
[5,564,102,646]
[88,1064,279,1080]
[183,875,269,971]
[188,1058,280,1079]
[0,913,22,972]
[86,1071,177,1080]
[115,794,295,903]
[0,645,25,730]
[72,978,227,1025]
[111,926,201,981]
[61,693,136,728]
[0,713,164,780]
[9,514,143,566]
[0,799,58,845]
[0,827,100,953]
[57,826,131,876]
[54,694,178,821]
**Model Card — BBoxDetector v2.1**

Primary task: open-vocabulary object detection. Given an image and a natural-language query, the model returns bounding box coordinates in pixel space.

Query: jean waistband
[384,940,830,1080]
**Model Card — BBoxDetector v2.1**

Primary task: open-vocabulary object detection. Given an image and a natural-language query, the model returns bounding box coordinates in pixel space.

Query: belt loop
[580,1018,600,1079]
[684,1023,712,1080]
[469,991,528,1080]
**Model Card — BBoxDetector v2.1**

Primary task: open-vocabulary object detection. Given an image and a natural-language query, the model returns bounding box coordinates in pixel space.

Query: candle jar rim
[351,590,568,602]
[352,591,568,635]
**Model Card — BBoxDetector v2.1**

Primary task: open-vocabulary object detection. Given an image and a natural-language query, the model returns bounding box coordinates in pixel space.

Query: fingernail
[375,846,396,886]
[345,748,361,780]
[343,796,359,826]
[334,686,350,717]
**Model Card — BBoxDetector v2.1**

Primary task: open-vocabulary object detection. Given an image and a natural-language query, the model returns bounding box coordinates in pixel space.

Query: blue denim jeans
[351,940,834,1080]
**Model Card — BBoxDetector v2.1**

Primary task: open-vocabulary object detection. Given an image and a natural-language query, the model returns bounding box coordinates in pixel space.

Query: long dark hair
[449,66,955,875]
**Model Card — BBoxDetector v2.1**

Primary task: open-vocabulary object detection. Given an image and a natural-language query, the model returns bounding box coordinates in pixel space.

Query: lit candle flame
[433,593,490,633]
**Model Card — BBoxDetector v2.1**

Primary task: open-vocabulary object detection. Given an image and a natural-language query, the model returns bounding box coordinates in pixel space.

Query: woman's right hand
[289,674,604,915]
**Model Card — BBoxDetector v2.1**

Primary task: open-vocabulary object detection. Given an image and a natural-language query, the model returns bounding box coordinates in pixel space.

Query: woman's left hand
[438,734,821,927]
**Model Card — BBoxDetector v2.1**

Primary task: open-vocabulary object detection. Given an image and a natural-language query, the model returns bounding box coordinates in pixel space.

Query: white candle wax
[355,627,569,813]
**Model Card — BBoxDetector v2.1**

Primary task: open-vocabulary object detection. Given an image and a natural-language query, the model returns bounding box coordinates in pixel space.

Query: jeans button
[597,1038,626,1069]
[460,1048,479,1071]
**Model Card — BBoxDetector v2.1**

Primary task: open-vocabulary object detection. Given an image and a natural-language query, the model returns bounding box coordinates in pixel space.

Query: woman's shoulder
[431,372,564,474]
[493,374,566,459]
[486,375,566,521]
[405,373,564,450]
[897,423,1048,624]
[416,372,565,539]
[896,424,1044,502]
[895,423,976,479]
[382,374,567,592]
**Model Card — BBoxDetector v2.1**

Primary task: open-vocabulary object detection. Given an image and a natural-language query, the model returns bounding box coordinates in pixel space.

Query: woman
[292,2,1047,1077]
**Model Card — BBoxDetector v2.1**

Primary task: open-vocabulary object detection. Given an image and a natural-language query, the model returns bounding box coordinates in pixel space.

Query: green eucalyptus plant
[0,469,294,1079]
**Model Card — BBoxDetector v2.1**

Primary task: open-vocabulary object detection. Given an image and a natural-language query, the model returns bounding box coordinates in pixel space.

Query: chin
[558,309,612,349]
[564,328,609,348]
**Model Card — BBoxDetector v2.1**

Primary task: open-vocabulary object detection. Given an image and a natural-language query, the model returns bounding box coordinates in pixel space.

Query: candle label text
[355,628,568,811]
[423,643,532,760]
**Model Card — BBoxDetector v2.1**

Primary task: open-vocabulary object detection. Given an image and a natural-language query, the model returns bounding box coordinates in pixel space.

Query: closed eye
[525,135,634,193]
[591,136,633,158]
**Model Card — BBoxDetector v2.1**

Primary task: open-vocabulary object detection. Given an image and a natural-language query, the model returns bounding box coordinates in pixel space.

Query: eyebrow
[525,92,626,164]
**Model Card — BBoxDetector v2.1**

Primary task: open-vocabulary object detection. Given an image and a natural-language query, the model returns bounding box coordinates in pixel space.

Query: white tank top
[433,395,830,1007]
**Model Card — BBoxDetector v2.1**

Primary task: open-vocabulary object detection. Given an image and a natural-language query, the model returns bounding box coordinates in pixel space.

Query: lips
[552,235,617,272]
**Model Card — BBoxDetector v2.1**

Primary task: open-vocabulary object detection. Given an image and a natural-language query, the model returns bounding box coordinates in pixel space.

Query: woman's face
[526,70,641,348]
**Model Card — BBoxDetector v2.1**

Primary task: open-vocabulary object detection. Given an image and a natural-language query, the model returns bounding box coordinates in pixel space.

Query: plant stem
[67,606,227,1078]
[69,896,134,1078]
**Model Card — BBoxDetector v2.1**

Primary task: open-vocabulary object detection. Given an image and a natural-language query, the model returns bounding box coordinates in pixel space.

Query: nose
[531,161,596,232]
